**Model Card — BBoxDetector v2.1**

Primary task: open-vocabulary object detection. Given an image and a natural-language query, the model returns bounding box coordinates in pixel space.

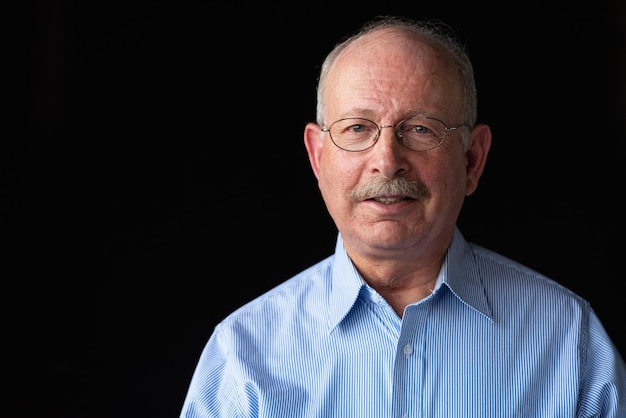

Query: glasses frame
[321,116,472,152]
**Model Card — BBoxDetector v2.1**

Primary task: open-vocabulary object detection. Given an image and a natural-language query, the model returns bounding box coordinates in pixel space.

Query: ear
[464,123,492,196]
[304,122,324,180]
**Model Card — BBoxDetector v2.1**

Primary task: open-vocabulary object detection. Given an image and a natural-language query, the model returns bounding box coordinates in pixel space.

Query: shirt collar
[327,226,493,332]
[327,234,365,332]
[441,226,493,321]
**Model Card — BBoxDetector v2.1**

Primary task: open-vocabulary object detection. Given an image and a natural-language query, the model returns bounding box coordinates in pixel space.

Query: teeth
[374,197,404,204]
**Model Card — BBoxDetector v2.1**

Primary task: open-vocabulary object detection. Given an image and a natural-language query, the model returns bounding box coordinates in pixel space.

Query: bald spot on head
[323,27,464,123]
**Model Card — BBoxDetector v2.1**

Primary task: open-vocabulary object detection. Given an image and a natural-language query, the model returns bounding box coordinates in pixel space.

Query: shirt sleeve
[576,308,626,417]
[179,325,249,418]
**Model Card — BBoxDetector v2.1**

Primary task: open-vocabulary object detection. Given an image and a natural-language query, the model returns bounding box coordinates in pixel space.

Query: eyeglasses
[321,116,471,152]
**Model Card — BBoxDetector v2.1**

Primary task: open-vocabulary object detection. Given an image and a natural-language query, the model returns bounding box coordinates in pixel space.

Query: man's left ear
[464,123,492,196]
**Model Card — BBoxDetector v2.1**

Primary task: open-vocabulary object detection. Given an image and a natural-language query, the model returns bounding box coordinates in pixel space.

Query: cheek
[318,153,361,198]
[420,152,466,196]
[442,155,470,202]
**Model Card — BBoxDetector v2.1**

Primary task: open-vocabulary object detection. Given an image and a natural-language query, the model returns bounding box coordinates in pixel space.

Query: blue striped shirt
[180,227,626,417]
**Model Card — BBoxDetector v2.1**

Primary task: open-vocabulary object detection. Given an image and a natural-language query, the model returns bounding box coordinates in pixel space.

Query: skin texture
[304,28,492,316]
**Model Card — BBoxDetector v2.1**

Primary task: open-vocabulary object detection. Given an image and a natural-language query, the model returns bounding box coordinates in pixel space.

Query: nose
[371,125,409,177]
[379,124,405,143]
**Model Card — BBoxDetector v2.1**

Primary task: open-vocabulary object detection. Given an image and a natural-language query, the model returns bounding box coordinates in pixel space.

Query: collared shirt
[180,227,626,417]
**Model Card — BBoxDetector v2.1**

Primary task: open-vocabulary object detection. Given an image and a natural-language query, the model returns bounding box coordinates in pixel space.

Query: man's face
[305,29,485,260]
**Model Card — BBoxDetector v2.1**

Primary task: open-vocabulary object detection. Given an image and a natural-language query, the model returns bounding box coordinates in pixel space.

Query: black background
[10,1,625,417]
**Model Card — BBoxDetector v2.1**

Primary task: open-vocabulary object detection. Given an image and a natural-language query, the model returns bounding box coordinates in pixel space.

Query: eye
[337,119,376,137]
[411,124,431,135]
[348,123,368,134]
[400,119,438,138]
[401,123,434,136]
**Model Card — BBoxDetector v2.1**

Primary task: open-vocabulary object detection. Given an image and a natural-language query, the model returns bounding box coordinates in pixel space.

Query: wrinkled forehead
[325,28,462,116]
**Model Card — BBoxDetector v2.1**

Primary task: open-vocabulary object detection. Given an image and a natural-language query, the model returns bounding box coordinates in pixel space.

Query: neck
[351,254,444,317]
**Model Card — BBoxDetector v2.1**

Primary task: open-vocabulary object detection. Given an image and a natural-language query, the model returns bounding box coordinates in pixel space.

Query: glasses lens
[397,117,446,151]
[329,118,378,151]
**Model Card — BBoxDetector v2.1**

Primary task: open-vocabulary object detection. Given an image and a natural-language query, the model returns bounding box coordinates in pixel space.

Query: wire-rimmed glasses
[321,116,471,152]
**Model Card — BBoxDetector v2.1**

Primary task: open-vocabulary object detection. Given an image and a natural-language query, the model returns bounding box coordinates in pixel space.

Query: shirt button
[403,343,413,356]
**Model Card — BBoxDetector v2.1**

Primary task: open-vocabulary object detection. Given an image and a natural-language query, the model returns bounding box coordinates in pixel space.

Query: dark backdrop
[10,1,625,417]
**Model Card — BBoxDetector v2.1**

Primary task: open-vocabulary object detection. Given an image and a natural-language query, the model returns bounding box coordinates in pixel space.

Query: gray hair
[315,16,478,146]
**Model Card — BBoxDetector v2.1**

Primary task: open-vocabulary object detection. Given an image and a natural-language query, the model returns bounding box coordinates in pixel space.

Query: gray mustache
[349,176,430,201]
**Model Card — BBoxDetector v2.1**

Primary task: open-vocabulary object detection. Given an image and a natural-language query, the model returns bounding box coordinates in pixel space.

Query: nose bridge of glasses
[378,124,403,140]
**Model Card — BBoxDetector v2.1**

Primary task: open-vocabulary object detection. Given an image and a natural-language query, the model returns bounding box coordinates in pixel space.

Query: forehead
[326,28,461,118]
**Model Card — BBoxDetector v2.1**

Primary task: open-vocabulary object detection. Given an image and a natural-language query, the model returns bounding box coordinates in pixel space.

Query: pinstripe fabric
[180,227,626,417]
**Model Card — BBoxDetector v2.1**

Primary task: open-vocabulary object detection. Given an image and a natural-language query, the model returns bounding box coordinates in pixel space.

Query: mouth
[370,196,413,205]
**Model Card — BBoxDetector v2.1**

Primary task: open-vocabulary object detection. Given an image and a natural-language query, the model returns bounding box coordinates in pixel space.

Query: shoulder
[471,242,579,291]
[218,255,335,330]
[466,242,591,316]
